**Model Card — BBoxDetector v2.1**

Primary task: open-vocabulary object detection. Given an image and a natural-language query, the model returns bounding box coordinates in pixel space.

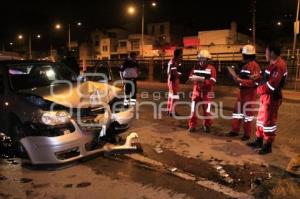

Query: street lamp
[127,1,157,58]
[55,22,82,51]
[17,33,41,59]
[17,34,32,59]
[18,34,23,40]
[128,6,136,15]
[277,21,282,26]
[55,23,62,30]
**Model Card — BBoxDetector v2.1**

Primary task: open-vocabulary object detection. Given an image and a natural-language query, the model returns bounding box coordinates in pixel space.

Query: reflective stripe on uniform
[191,101,196,113]
[210,77,216,82]
[240,70,251,74]
[267,82,275,91]
[206,102,211,113]
[257,121,277,133]
[244,116,254,122]
[169,93,179,100]
[263,126,277,132]
[232,113,244,119]
[130,99,136,105]
[194,70,211,75]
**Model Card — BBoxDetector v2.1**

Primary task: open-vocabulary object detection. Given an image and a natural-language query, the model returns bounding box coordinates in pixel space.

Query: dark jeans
[124,78,137,101]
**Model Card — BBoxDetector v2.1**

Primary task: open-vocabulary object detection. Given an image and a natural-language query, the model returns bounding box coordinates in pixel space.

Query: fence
[79,53,300,91]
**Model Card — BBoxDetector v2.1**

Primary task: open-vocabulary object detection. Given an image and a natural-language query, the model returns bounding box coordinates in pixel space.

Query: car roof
[0,60,55,66]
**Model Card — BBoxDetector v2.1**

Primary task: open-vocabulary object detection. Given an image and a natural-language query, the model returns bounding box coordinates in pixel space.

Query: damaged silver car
[0,60,138,165]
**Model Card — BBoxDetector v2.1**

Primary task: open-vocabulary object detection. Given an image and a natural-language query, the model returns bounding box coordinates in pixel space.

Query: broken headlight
[41,111,71,126]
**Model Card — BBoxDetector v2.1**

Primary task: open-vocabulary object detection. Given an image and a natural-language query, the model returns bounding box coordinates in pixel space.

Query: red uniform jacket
[167,59,182,82]
[190,64,217,100]
[238,60,261,88]
[257,58,288,98]
[238,60,261,102]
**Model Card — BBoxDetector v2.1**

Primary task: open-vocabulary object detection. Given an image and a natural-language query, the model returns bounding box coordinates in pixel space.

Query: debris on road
[77,182,91,188]
[154,145,163,154]
[19,178,33,184]
[0,175,8,181]
[169,167,178,172]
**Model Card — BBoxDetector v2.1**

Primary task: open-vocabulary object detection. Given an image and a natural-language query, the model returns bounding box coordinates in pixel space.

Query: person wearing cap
[188,50,217,133]
[227,45,261,141]
[167,48,183,117]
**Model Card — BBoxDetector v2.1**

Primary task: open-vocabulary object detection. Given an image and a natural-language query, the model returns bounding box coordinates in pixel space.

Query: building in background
[180,22,264,60]
[80,21,261,64]
[147,21,184,48]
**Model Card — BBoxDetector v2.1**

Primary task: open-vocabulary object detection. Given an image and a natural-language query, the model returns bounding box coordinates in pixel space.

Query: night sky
[0,0,297,49]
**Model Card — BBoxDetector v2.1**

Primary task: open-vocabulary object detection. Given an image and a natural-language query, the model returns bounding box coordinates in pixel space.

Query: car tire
[9,115,29,159]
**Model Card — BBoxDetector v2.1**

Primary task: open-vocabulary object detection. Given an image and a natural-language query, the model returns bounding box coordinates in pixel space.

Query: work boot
[226,131,239,137]
[247,137,263,148]
[203,126,211,133]
[188,128,196,133]
[241,135,251,141]
[258,142,272,155]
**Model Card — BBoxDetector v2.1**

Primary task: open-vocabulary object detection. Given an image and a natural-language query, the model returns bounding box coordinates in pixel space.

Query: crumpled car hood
[19,81,121,108]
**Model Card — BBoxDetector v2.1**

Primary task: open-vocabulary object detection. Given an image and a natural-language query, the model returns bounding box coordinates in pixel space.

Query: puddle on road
[84,155,228,199]
[141,144,274,193]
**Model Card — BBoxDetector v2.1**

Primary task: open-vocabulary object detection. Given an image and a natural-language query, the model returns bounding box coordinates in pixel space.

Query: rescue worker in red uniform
[167,49,183,117]
[247,42,288,154]
[227,45,261,141]
[188,50,217,133]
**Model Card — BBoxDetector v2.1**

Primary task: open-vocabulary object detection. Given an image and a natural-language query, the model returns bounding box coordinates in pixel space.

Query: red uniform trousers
[256,95,281,142]
[189,92,213,128]
[231,88,256,137]
[167,79,180,113]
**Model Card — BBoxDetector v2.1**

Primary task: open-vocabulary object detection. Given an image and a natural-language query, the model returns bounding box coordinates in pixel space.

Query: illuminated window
[120,41,127,47]
[102,45,108,52]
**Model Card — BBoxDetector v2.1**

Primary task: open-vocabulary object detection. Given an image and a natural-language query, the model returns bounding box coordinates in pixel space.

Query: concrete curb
[126,154,254,199]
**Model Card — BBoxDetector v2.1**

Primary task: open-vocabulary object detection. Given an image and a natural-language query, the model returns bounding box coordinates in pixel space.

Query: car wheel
[9,116,29,159]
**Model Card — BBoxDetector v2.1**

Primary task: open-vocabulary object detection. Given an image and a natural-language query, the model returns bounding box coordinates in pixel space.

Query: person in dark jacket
[61,51,80,76]
[120,52,139,107]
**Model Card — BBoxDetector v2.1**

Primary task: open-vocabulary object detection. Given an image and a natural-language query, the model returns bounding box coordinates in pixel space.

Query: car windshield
[8,62,76,90]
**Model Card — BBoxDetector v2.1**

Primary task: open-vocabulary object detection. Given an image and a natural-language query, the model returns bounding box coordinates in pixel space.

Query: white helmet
[198,50,212,60]
[241,45,256,55]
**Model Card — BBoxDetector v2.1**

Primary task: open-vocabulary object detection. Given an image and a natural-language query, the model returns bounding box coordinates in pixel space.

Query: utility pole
[293,0,300,57]
[141,3,145,58]
[68,23,71,52]
[28,33,32,59]
[252,0,256,47]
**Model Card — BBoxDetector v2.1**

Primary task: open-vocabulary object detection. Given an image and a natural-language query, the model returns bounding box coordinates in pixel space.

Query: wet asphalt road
[1,88,300,199]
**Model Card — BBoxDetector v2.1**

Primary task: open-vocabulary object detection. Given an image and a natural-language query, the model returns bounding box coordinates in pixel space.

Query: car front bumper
[20,107,136,165]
